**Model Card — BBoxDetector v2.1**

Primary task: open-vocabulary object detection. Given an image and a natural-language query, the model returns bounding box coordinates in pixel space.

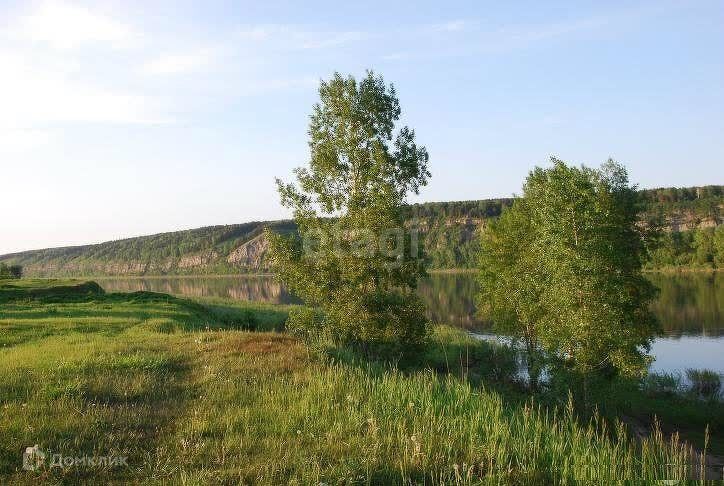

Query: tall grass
[164,341,695,483]
[686,369,722,400]
[0,280,705,483]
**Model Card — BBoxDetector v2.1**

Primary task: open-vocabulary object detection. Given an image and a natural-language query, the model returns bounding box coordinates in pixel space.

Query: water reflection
[97,276,299,305]
[418,273,482,329]
[98,273,723,336]
[648,273,722,337]
[649,335,724,375]
[420,272,724,338]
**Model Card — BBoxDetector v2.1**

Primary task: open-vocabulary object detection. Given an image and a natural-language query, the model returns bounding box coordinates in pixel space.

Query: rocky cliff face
[665,212,720,232]
[227,234,269,270]
[178,250,219,269]
[216,210,722,274]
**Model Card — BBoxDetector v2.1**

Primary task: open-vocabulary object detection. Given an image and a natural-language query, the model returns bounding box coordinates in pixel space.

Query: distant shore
[90,273,276,279]
[23,266,722,280]
[643,267,721,274]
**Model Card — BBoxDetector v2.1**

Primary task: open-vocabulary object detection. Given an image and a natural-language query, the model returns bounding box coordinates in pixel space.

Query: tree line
[647,226,724,269]
[2,187,718,277]
[0,263,22,279]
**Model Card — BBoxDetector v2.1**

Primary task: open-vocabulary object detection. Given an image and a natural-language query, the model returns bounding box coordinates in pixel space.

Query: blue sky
[1,0,722,254]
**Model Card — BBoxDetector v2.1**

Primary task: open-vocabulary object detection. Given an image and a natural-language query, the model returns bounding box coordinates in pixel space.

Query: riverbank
[92,272,277,279]
[36,269,477,279]
[15,264,722,283]
[430,267,722,274]
[2,279,723,481]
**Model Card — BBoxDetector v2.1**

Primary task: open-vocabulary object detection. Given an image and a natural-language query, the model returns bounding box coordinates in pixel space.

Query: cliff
[2,185,721,277]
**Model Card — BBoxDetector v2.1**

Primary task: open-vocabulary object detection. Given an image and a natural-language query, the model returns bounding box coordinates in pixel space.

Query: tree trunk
[525,341,540,391]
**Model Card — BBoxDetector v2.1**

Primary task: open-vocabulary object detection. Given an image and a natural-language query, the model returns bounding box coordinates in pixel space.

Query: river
[97,272,723,376]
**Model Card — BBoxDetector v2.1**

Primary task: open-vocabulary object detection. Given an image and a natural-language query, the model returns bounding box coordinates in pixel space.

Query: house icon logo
[22,445,45,471]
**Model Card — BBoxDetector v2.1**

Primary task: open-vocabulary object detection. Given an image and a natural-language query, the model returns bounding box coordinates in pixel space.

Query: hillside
[2,185,722,277]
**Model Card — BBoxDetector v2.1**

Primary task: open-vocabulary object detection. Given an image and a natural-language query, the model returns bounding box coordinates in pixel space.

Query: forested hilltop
[2,185,722,277]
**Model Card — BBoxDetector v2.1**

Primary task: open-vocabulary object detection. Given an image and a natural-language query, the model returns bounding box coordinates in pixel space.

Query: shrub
[236,309,258,331]
[326,291,429,352]
[642,372,682,397]
[202,304,261,331]
[0,263,21,279]
[686,369,722,400]
[285,306,324,340]
[479,342,519,383]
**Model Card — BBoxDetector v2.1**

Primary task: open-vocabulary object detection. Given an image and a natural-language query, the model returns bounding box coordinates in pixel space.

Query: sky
[1,0,722,255]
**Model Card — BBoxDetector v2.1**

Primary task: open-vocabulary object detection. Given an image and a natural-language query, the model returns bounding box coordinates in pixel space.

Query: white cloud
[432,20,471,33]
[298,31,366,49]
[235,24,367,50]
[14,1,136,49]
[0,129,54,154]
[381,53,407,61]
[0,52,168,128]
[0,3,168,128]
[497,16,611,46]
[141,49,216,75]
[258,76,318,92]
[237,25,284,41]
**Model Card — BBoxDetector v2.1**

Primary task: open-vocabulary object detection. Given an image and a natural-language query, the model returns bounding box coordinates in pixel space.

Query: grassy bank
[0,279,715,482]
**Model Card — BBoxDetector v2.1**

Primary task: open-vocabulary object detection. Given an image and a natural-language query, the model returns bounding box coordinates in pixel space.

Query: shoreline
[88,273,276,280]
[22,266,722,280]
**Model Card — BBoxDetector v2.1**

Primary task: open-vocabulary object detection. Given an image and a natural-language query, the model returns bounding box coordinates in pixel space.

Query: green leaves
[478,158,659,381]
[267,71,431,352]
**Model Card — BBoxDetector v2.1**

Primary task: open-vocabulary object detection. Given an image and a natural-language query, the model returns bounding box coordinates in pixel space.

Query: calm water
[97,273,724,375]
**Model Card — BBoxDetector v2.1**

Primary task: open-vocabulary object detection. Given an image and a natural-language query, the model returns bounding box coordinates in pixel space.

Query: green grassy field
[0,279,715,483]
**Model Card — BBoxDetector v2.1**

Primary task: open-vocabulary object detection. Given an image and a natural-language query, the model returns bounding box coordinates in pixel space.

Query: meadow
[0,279,718,483]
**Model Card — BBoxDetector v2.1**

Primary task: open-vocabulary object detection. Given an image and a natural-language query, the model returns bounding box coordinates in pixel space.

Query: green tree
[647,233,676,268]
[477,197,546,389]
[714,225,724,267]
[692,227,715,265]
[0,263,22,279]
[266,71,431,353]
[478,158,659,394]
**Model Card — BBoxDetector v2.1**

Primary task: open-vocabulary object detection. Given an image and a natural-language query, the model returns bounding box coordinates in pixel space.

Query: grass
[686,369,722,400]
[0,279,714,482]
[554,371,724,458]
